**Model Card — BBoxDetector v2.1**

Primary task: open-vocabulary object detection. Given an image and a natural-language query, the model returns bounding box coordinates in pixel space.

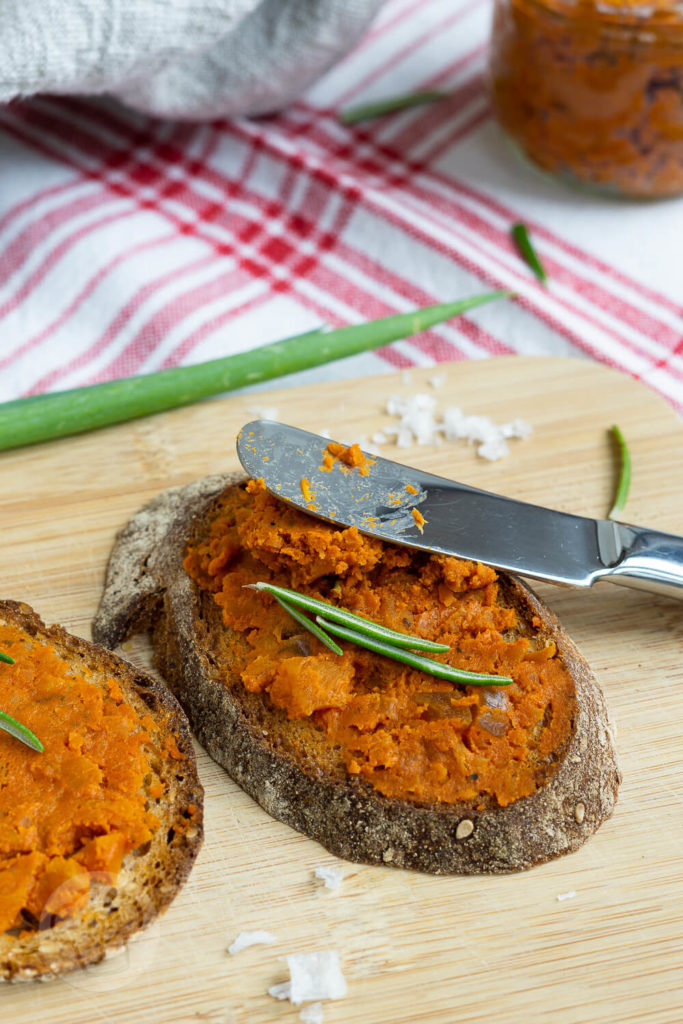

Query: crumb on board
[269,951,347,1006]
[228,930,277,955]
[314,865,344,891]
[300,1004,325,1024]
[556,891,577,902]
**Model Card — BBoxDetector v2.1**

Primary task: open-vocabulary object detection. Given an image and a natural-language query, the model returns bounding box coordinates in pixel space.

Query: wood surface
[0,356,681,1024]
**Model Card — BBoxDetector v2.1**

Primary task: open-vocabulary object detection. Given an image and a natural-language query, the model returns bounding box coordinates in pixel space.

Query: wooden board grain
[1,356,681,1024]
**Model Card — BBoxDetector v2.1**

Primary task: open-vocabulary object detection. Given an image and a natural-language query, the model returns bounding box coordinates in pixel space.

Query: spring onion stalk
[0,710,43,753]
[0,293,509,453]
[250,582,450,652]
[273,594,343,657]
[340,90,449,125]
[0,652,15,665]
[608,424,631,520]
[315,617,513,687]
[511,223,548,284]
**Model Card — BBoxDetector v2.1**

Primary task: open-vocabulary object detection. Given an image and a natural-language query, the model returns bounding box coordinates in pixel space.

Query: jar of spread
[489,0,683,198]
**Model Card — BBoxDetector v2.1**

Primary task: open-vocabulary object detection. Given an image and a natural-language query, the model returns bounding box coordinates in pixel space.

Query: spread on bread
[0,614,200,943]
[183,479,575,809]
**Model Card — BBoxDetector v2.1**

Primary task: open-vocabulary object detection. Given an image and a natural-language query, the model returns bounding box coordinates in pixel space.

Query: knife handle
[603,525,683,600]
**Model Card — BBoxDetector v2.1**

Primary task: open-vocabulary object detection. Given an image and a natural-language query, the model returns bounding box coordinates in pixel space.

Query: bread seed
[456,819,474,840]
[574,803,585,824]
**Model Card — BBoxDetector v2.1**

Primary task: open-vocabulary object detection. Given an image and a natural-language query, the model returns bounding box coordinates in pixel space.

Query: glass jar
[489,0,683,198]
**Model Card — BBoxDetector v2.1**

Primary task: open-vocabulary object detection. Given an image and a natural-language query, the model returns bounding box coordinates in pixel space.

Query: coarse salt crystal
[228,930,277,955]
[557,891,577,902]
[501,418,533,440]
[382,393,533,461]
[429,373,446,389]
[246,406,279,421]
[314,866,344,891]
[268,952,347,1006]
[477,437,510,461]
[300,1003,324,1024]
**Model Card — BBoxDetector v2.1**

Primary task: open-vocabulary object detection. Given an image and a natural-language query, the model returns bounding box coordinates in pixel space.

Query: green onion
[0,293,509,453]
[608,424,631,520]
[0,710,43,753]
[315,617,512,687]
[273,594,343,657]
[511,223,548,284]
[0,652,15,665]
[250,582,450,652]
[340,90,449,125]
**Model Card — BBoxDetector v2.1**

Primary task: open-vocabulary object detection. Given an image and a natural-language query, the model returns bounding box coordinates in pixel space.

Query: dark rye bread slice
[0,601,203,982]
[93,473,620,875]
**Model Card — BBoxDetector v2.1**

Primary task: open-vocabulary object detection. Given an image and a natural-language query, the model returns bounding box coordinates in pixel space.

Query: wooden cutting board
[1,356,681,1024]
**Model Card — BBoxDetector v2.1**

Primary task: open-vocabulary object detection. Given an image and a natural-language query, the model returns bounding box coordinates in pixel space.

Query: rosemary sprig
[608,424,631,520]
[251,583,512,687]
[273,594,343,657]
[340,90,449,125]
[0,292,509,452]
[250,582,450,652]
[0,650,43,752]
[511,223,548,284]
[0,710,43,753]
[316,617,512,687]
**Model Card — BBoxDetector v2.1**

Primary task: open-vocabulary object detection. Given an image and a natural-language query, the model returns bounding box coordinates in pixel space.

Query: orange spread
[490,0,683,197]
[0,624,164,934]
[184,480,575,809]
[320,442,373,475]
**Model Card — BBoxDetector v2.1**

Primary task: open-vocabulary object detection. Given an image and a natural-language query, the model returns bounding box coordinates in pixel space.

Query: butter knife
[237,420,683,600]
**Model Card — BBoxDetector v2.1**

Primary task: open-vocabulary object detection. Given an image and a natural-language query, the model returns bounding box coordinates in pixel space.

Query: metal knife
[237,420,683,600]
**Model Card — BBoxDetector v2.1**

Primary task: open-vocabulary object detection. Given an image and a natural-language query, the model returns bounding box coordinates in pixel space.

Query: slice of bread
[0,601,203,981]
[93,474,619,875]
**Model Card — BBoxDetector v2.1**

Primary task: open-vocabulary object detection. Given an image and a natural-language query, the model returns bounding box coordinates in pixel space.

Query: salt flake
[314,866,344,891]
[300,1003,325,1024]
[269,952,347,1006]
[228,930,277,955]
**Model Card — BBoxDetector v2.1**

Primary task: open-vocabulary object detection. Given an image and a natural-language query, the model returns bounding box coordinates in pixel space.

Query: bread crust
[0,601,203,981]
[93,474,620,875]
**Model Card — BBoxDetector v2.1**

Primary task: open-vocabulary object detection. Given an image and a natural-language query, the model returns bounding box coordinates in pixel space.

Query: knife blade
[236,420,683,600]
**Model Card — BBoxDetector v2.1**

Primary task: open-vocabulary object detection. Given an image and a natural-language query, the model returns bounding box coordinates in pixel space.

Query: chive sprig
[340,90,449,125]
[608,424,631,520]
[0,293,508,453]
[511,223,548,284]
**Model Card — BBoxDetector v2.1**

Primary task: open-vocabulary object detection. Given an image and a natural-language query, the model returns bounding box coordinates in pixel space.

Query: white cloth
[0,0,385,120]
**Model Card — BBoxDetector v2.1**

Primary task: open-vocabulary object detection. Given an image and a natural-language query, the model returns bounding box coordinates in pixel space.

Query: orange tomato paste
[320,442,373,475]
[490,0,683,197]
[0,624,164,934]
[184,480,575,809]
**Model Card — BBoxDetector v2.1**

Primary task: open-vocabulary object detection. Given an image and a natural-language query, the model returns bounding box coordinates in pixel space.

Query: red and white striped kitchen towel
[1,0,681,411]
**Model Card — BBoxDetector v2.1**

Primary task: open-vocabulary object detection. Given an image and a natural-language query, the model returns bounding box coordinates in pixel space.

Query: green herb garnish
[316,617,512,687]
[0,710,43,753]
[608,424,631,520]
[511,223,548,284]
[340,90,449,125]
[272,594,343,657]
[0,651,43,752]
[251,582,450,652]
[0,293,509,453]
[251,583,512,687]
